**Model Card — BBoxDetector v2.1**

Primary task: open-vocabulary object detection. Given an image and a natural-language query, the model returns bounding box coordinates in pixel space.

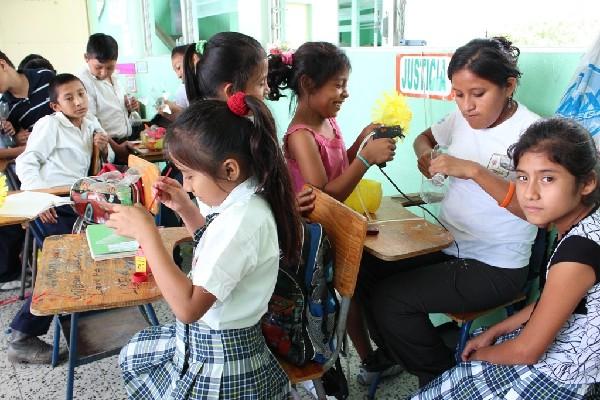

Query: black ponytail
[165,99,302,264]
[244,95,302,263]
[183,44,201,102]
[267,42,350,103]
[267,54,293,101]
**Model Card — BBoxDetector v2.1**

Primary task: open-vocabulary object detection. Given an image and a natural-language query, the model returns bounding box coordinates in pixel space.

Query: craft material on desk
[86,223,139,261]
[0,190,71,218]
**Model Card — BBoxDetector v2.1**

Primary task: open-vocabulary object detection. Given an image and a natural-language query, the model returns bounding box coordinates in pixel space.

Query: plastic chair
[280,185,367,399]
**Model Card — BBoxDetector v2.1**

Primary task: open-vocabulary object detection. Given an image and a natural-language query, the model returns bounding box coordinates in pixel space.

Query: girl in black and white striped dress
[414,118,600,399]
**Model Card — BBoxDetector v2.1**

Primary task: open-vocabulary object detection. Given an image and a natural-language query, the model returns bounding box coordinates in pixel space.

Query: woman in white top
[352,37,541,387]
[107,93,302,399]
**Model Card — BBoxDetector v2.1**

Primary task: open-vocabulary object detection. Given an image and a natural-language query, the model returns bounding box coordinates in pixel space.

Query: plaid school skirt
[119,319,290,399]
[412,329,592,400]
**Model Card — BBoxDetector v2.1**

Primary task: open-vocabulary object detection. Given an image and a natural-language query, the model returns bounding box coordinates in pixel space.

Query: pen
[148,165,173,210]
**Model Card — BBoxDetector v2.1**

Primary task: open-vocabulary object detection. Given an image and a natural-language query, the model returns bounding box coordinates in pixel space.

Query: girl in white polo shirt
[353,37,542,387]
[107,93,302,399]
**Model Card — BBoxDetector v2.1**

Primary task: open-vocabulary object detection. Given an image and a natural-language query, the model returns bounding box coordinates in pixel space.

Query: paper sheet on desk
[0,191,72,219]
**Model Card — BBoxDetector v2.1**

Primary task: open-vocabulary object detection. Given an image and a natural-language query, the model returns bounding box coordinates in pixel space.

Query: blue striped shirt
[1,69,55,133]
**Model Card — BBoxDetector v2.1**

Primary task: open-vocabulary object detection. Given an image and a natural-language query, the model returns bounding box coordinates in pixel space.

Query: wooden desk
[130,142,166,163]
[363,197,453,261]
[31,227,192,316]
[0,186,71,227]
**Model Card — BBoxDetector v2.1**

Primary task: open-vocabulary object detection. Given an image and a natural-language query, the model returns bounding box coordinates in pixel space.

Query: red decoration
[227,92,249,116]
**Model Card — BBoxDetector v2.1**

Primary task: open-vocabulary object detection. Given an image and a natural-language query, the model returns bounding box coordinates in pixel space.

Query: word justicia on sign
[396,53,454,100]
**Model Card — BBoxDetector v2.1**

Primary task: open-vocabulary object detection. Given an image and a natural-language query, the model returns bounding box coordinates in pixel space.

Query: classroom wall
[83,0,583,200]
[0,0,89,73]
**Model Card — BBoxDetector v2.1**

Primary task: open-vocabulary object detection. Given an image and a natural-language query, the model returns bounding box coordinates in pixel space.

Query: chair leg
[144,304,159,326]
[52,315,61,367]
[312,379,327,400]
[289,385,303,400]
[19,226,31,300]
[65,313,79,400]
[455,320,473,363]
[31,240,38,290]
[367,372,382,399]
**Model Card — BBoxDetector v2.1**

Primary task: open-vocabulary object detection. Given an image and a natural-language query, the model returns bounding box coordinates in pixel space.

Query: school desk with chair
[29,227,192,400]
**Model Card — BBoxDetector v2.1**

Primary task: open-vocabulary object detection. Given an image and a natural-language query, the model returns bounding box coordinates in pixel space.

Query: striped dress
[412,207,600,399]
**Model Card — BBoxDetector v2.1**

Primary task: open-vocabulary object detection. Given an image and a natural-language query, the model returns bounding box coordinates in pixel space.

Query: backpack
[261,221,338,366]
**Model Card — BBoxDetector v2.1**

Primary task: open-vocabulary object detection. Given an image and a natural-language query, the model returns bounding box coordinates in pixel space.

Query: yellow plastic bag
[344,179,382,214]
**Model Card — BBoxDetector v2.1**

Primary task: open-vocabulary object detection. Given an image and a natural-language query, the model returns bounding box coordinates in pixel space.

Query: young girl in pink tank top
[268,42,396,201]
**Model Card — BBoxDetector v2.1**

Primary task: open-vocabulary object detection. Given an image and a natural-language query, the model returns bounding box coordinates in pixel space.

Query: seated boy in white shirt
[7,73,114,364]
[16,73,113,191]
[78,34,139,145]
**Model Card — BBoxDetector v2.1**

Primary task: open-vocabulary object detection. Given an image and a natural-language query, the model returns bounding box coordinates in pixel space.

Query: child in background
[0,49,55,291]
[108,95,300,399]
[268,42,396,201]
[0,50,54,159]
[78,33,137,162]
[18,54,56,73]
[414,118,600,399]
[7,73,112,363]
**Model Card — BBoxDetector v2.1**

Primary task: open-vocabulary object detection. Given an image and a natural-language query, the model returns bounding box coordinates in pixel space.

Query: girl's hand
[38,208,58,224]
[461,329,497,362]
[1,120,16,136]
[360,138,396,166]
[153,176,194,213]
[14,129,30,146]
[296,187,316,215]
[429,154,480,180]
[93,132,110,153]
[358,122,382,142]
[158,100,183,121]
[105,204,155,242]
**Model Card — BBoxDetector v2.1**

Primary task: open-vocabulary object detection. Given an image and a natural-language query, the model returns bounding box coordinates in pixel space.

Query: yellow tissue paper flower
[0,173,7,208]
[372,91,413,134]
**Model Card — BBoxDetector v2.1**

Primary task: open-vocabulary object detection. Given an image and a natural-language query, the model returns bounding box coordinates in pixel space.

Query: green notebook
[85,224,139,261]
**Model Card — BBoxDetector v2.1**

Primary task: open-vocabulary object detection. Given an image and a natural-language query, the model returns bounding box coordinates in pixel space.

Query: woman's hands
[105,203,156,242]
[461,328,498,362]
[429,154,481,180]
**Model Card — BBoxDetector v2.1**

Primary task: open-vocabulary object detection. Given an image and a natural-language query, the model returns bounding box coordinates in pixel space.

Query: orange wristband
[499,181,516,208]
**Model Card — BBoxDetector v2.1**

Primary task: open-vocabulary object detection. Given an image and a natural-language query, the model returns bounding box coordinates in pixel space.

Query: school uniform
[120,179,289,399]
[78,66,131,140]
[412,206,600,399]
[16,112,114,189]
[10,112,113,336]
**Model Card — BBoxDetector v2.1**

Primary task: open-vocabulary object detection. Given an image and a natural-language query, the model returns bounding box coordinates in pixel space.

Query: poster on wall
[396,53,454,100]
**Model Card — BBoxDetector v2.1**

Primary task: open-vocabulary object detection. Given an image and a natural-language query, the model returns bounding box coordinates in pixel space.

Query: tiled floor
[0,285,418,400]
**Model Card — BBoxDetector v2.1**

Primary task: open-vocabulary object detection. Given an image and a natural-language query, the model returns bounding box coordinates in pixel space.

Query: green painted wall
[268,49,583,202]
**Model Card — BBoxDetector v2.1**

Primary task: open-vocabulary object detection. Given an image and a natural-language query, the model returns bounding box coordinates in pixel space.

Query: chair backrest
[305,185,368,298]
[128,154,160,214]
[89,144,101,176]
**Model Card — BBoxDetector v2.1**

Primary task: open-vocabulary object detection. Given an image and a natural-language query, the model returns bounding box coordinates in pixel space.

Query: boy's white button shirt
[78,66,131,140]
[191,179,280,330]
[15,112,115,190]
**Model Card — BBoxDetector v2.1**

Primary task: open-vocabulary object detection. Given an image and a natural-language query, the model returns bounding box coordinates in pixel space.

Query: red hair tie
[227,92,249,116]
